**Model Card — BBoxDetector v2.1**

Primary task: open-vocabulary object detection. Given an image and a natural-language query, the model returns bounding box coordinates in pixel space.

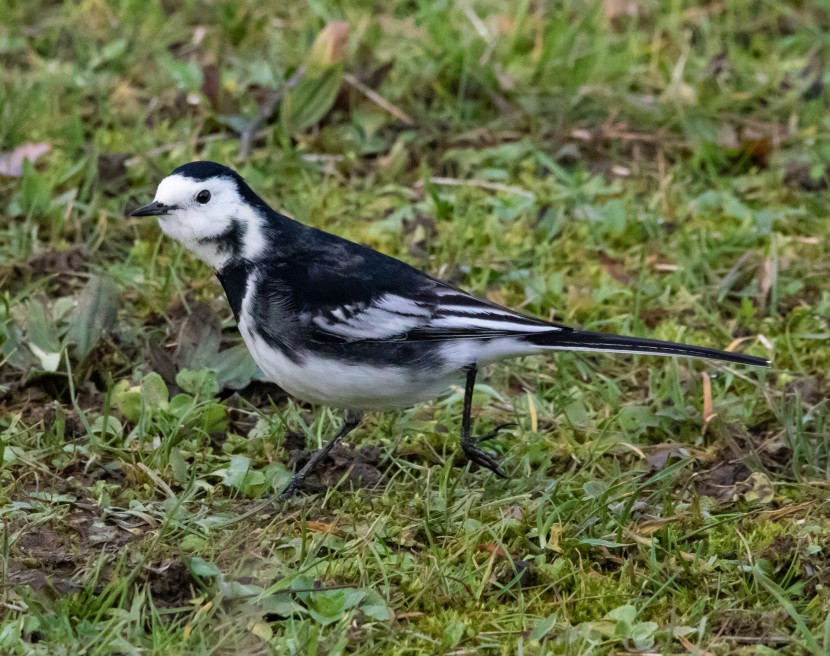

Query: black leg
[280,409,363,499]
[459,364,508,478]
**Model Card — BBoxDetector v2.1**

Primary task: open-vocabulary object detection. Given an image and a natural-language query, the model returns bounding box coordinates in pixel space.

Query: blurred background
[1,1,829,653]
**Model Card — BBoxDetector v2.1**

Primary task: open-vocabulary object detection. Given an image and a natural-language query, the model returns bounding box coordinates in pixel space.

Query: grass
[1,0,829,653]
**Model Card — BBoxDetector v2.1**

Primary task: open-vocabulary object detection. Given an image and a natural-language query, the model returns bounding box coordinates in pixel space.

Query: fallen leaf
[396,612,425,620]
[602,0,638,21]
[740,128,773,167]
[28,342,61,372]
[756,255,775,309]
[0,142,51,177]
[646,443,691,471]
[97,153,130,195]
[696,461,751,500]
[305,521,348,537]
[725,335,756,352]
[476,543,508,558]
[677,632,714,656]
[201,63,221,108]
[526,391,538,433]
[65,275,120,359]
[621,527,652,547]
[500,505,523,521]
[598,251,632,283]
[734,471,775,505]
[174,302,222,371]
[249,621,273,642]
[701,372,716,431]
[784,162,829,192]
[307,21,349,73]
[705,50,731,80]
[716,123,739,149]
[800,52,824,100]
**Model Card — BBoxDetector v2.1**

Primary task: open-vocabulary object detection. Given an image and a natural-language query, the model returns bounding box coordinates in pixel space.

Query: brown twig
[342,72,414,125]
[424,176,534,198]
[239,66,306,160]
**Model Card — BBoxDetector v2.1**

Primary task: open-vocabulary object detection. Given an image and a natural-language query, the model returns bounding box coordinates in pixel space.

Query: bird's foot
[477,422,517,443]
[279,473,306,500]
[460,423,515,478]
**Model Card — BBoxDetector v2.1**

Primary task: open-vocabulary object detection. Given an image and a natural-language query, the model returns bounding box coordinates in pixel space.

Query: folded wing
[308,285,563,343]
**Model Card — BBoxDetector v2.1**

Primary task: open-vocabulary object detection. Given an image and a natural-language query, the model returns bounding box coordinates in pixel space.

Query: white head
[131,161,267,270]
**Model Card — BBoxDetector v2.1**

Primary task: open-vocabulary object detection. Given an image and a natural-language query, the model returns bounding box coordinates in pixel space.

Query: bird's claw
[460,423,514,478]
[461,440,507,478]
[477,422,518,443]
[279,474,306,500]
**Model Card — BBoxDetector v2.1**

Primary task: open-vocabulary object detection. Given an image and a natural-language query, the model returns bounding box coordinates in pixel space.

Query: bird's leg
[459,364,508,478]
[280,409,364,499]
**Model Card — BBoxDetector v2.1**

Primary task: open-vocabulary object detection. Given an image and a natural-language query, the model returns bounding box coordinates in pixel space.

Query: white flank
[238,283,455,407]
[240,327,458,409]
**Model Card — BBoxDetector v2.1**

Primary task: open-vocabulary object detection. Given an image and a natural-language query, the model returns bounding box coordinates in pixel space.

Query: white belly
[238,317,458,410]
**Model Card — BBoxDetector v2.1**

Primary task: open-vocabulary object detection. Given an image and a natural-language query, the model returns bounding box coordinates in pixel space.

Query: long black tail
[524,330,770,367]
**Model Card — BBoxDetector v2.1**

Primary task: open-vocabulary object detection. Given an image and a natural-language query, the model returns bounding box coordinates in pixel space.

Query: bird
[130,161,770,497]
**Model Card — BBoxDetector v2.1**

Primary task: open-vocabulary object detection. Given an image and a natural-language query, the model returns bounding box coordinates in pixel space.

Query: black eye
[196,190,211,204]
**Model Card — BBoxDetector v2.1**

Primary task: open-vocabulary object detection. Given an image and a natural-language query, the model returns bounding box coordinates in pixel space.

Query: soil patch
[7,510,141,596]
[713,609,790,645]
[695,460,751,500]
[1,245,90,294]
[146,560,198,608]
[289,443,383,491]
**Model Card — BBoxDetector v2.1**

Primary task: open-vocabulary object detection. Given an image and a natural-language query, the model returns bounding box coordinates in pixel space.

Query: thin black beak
[129,201,178,217]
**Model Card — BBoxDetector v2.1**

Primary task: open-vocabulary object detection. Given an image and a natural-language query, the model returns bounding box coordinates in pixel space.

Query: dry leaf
[306,21,349,75]
[725,335,756,352]
[741,127,773,166]
[0,142,51,177]
[621,527,652,547]
[603,0,638,21]
[201,63,221,108]
[677,633,714,655]
[646,443,690,471]
[305,520,348,537]
[526,391,538,433]
[716,123,739,149]
[705,50,731,80]
[784,161,829,192]
[476,543,508,559]
[598,251,632,283]
[733,471,775,505]
[701,371,716,430]
[757,256,775,309]
[249,621,273,642]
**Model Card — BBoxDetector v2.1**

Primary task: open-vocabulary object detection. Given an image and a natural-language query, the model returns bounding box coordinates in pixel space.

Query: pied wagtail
[131,161,770,497]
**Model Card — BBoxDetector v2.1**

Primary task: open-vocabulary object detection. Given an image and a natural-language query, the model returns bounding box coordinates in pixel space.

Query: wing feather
[308,285,562,342]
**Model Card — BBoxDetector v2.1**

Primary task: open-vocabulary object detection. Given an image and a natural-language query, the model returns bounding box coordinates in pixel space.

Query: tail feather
[524,330,770,367]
